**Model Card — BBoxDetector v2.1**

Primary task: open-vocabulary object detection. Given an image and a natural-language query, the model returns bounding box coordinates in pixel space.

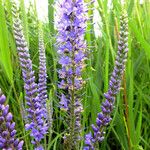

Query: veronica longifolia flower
[12,3,48,149]
[84,9,129,150]
[56,0,88,149]
[38,28,48,118]
[0,89,24,149]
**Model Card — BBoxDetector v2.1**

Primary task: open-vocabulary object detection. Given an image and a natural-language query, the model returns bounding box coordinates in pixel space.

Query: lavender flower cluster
[12,3,48,150]
[0,89,24,150]
[56,0,88,148]
[84,10,128,150]
[57,0,87,92]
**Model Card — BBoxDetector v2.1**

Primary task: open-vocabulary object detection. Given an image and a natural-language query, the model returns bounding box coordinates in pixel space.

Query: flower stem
[123,73,131,150]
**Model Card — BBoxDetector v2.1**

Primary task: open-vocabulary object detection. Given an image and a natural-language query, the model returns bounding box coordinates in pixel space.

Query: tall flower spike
[12,3,48,150]
[38,27,48,118]
[0,89,24,149]
[84,9,129,150]
[56,0,87,149]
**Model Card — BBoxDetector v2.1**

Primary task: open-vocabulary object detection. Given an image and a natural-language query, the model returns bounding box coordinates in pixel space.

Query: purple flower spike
[12,3,48,149]
[56,0,87,149]
[84,9,129,149]
[38,28,48,119]
[0,89,24,149]
[56,0,87,91]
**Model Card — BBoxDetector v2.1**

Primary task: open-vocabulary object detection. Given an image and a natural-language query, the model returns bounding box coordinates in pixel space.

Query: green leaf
[0,0,13,83]
[129,20,150,59]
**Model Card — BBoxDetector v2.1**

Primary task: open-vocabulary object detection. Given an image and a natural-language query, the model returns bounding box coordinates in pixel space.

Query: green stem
[123,73,131,150]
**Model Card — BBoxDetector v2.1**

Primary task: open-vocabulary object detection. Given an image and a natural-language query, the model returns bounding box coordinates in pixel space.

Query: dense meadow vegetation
[0,0,150,149]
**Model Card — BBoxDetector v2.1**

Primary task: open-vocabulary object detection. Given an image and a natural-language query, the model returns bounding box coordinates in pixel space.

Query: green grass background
[0,0,150,149]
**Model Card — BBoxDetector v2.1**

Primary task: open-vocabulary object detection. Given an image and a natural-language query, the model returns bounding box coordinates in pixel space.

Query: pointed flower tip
[0,94,6,104]
[59,94,68,111]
